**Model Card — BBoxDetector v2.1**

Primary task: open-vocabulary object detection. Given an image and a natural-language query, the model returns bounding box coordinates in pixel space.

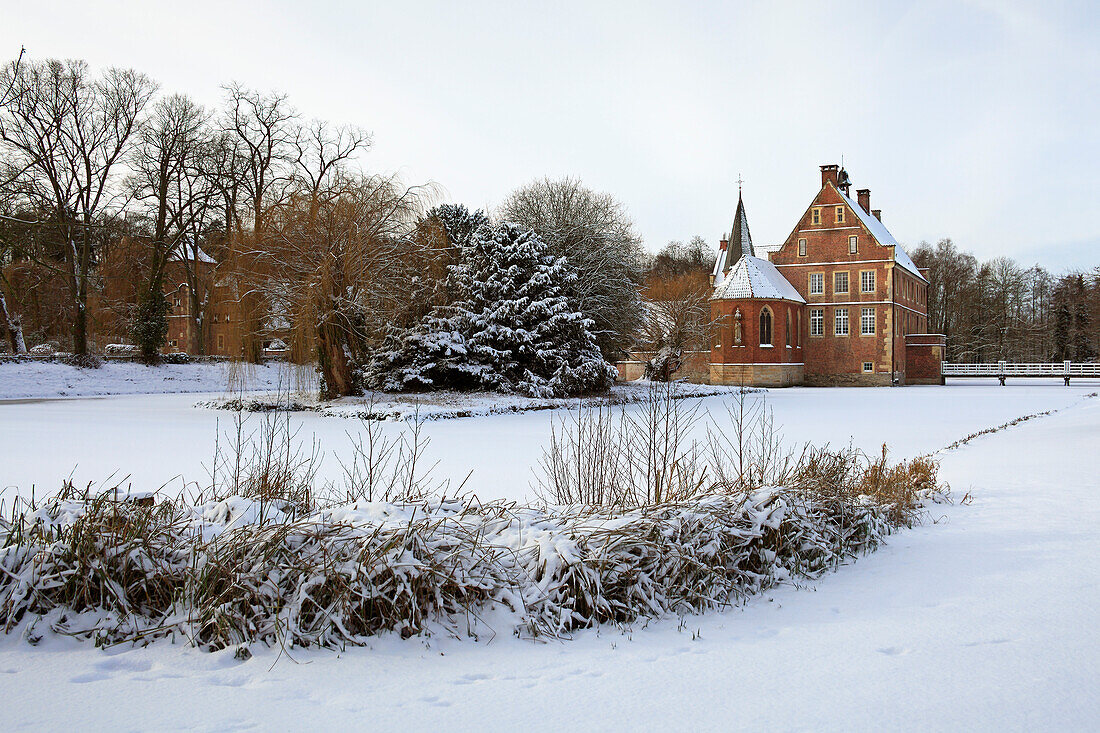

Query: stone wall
[709,362,803,387]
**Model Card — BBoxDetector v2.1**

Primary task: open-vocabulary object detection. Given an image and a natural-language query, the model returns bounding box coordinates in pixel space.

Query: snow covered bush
[0,485,900,649]
[367,218,615,397]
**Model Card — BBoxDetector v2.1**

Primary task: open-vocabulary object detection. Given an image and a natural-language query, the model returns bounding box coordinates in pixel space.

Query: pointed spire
[725,191,754,271]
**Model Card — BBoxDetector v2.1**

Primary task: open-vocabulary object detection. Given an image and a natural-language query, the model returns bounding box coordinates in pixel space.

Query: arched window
[785,310,792,347]
[759,308,773,346]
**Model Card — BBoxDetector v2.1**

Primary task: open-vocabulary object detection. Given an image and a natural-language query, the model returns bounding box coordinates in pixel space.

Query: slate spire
[725,192,754,271]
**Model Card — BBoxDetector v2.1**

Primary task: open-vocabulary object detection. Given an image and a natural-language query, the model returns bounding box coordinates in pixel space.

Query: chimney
[856,188,871,213]
[871,209,882,222]
[820,164,839,188]
[719,238,728,251]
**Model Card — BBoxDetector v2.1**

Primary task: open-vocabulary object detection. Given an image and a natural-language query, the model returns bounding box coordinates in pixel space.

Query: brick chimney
[871,209,882,222]
[820,164,839,188]
[719,238,728,251]
[856,188,871,213]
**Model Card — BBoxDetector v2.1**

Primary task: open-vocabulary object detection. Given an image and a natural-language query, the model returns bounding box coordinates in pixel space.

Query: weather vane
[736,173,744,195]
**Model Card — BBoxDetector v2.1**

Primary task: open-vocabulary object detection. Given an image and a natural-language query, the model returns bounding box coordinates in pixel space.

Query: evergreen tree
[367,221,614,396]
[1071,275,1094,361]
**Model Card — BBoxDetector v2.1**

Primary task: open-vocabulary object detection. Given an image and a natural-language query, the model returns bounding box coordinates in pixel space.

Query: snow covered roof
[711,255,806,303]
[836,189,926,283]
[169,245,216,264]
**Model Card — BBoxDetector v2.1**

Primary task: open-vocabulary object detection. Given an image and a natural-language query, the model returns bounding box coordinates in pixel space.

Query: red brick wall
[710,298,804,367]
[767,180,929,384]
[904,333,946,384]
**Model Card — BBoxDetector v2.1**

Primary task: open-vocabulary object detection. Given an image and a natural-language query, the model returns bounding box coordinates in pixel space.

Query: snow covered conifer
[368,219,615,396]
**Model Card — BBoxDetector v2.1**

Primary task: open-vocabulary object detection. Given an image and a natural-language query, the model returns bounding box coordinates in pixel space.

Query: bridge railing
[942,361,1100,378]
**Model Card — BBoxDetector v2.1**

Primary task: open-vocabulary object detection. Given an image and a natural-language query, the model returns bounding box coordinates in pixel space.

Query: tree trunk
[317,319,355,399]
[0,293,28,354]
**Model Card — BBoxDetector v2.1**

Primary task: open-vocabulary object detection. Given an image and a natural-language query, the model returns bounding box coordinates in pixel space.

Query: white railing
[943,361,1100,377]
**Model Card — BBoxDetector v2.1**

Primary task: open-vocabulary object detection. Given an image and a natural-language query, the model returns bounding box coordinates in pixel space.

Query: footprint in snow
[963,638,1011,647]
[453,672,492,685]
[70,671,111,684]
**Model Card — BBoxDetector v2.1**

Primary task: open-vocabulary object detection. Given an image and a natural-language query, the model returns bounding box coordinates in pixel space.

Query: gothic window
[759,308,773,346]
[786,310,792,347]
[734,322,742,344]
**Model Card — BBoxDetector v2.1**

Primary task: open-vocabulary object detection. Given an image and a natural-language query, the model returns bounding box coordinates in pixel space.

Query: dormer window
[835,206,846,224]
[811,208,821,225]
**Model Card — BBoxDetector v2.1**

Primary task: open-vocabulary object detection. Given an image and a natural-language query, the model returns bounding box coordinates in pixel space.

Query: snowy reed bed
[0,385,947,652]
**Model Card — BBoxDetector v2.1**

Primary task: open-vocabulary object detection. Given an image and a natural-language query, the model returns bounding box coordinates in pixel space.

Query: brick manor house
[705,164,945,387]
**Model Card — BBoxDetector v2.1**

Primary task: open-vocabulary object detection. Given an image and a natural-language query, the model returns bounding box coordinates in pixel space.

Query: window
[862,362,874,373]
[798,238,807,257]
[759,308,773,346]
[834,271,849,294]
[168,340,177,348]
[212,314,220,324]
[848,235,857,254]
[860,270,876,293]
[834,308,850,336]
[785,311,792,347]
[734,322,742,344]
[217,334,225,350]
[811,208,821,225]
[809,272,824,295]
[809,308,824,336]
[835,206,846,224]
[174,297,182,308]
[797,311,802,346]
[861,307,876,335]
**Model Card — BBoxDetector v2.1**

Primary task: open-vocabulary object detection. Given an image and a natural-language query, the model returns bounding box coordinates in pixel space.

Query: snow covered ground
[0,360,294,399]
[1,378,1098,730]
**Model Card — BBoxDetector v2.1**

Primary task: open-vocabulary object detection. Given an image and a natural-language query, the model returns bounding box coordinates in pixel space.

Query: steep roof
[711,255,806,303]
[835,188,926,283]
[711,193,755,279]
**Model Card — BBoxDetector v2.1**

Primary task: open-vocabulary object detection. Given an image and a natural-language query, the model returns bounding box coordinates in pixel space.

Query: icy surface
[0,381,1098,730]
[0,361,294,399]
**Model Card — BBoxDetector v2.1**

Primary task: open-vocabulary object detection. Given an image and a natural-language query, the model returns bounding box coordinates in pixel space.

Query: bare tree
[265,174,435,397]
[499,176,646,360]
[221,84,299,361]
[0,58,156,357]
[128,94,214,361]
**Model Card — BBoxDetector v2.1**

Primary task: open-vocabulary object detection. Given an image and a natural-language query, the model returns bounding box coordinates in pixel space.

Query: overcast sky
[3,0,1097,270]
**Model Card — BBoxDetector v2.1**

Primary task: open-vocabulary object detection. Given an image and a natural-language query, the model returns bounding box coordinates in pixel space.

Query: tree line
[912,239,1098,363]
[0,53,648,396]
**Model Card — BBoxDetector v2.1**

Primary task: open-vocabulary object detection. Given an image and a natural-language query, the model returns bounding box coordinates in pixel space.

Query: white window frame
[834,308,850,336]
[860,270,876,293]
[809,272,824,295]
[809,308,824,337]
[861,306,876,335]
[848,235,858,254]
[862,361,874,373]
[834,271,849,295]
